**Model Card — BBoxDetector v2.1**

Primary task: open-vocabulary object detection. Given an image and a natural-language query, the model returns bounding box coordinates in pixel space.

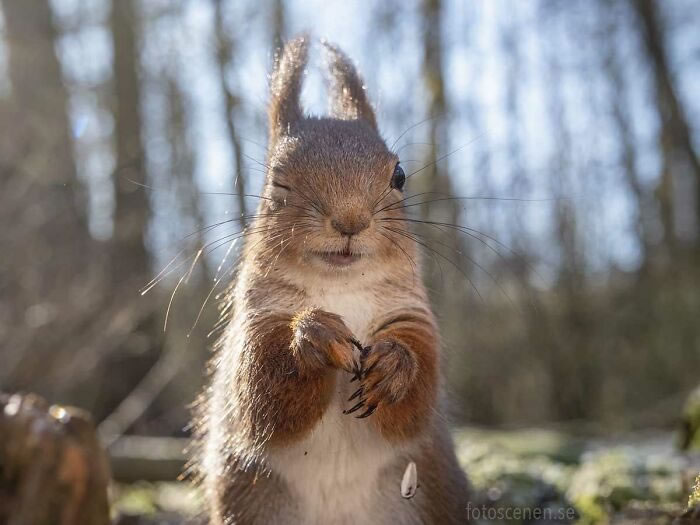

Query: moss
[680,387,700,451]
[566,447,685,524]
[456,427,586,464]
[111,482,201,518]
[455,429,689,524]
[689,474,700,508]
[454,431,577,522]
[112,483,159,516]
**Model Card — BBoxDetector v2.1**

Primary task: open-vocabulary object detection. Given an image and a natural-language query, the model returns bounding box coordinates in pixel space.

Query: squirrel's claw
[349,338,364,354]
[343,341,379,419]
[356,405,377,419]
[343,400,365,415]
[347,338,366,377]
[348,388,363,402]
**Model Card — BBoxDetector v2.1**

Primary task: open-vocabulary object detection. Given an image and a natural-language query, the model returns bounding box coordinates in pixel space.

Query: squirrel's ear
[322,41,377,131]
[269,36,310,142]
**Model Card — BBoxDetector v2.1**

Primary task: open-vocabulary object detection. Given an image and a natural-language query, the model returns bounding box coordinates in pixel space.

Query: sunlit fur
[196,36,470,525]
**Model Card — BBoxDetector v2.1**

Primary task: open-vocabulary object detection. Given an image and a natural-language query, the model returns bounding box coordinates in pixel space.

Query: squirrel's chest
[267,387,396,523]
[266,287,395,522]
[266,372,397,524]
[307,286,379,343]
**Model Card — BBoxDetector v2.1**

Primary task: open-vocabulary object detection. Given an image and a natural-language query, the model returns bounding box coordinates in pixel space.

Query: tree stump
[0,392,111,525]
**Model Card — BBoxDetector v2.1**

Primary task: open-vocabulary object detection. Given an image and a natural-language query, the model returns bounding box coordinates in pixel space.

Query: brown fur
[364,309,439,441]
[196,35,470,524]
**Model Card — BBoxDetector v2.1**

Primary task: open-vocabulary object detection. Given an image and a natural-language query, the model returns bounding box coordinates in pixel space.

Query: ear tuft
[269,35,310,142]
[322,40,377,131]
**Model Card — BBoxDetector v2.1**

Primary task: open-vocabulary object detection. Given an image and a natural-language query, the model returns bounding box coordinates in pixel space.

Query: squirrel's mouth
[314,249,361,267]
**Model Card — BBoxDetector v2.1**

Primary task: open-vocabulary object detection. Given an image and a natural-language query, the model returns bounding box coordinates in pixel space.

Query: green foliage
[454,429,690,524]
[112,482,201,519]
[690,474,700,509]
[455,429,577,523]
[681,387,700,451]
[567,448,684,524]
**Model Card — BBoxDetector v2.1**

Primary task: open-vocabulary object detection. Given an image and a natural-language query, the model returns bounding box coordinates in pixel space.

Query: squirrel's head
[257,36,415,278]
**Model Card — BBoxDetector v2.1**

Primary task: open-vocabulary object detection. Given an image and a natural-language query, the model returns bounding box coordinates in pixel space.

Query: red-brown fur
[195,36,470,524]
[364,310,439,441]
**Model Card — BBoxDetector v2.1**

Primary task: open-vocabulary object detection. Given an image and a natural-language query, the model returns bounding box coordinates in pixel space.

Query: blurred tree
[631,0,700,254]
[213,0,246,229]
[540,6,592,421]
[418,0,466,299]
[270,0,286,52]
[501,10,526,239]
[0,0,85,229]
[165,77,206,275]
[601,2,652,270]
[88,0,164,433]
[0,0,94,389]
[110,0,150,285]
[419,0,453,221]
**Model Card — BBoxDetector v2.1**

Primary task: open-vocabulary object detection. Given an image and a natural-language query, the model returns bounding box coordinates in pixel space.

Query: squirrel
[195,36,470,524]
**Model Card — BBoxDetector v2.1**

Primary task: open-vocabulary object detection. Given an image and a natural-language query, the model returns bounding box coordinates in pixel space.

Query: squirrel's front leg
[290,308,361,376]
[244,308,358,446]
[346,311,438,440]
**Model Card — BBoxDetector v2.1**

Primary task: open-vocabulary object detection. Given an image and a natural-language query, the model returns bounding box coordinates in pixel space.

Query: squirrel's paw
[290,308,360,375]
[344,340,417,418]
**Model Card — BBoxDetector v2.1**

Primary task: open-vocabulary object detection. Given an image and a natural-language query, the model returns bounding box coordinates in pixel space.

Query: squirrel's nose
[331,216,369,237]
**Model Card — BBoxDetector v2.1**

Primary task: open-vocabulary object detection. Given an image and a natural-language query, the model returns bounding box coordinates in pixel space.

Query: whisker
[374,191,446,215]
[405,135,484,180]
[142,245,190,294]
[389,114,443,151]
[385,226,450,292]
[398,226,518,310]
[164,273,187,332]
[187,238,239,337]
[381,216,545,285]
[378,230,419,286]
[144,222,294,294]
[395,142,437,155]
[162,221,311,331]
[292,184,326,216]
[125,177,272,204]
[264,229,297,278]
[243,152,273,172]
[381,195,558,214]
[384,225,482,301]
[240,137,267,152]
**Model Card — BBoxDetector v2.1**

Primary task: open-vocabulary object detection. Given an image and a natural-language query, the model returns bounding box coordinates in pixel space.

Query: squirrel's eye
[391,164,405,191]
[270,180,291,206]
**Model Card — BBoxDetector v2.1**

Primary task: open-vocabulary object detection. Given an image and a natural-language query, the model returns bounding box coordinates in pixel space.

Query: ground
[111,427,700,524]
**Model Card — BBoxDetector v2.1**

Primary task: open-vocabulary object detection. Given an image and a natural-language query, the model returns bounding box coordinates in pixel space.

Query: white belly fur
[266,283,399,524]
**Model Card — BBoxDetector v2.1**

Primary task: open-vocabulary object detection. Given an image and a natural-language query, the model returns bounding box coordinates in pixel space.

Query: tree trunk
[419,0,464,290]
[419,0,453,217]
[0,0,94,390]
[110,0,150,284]
[0,0,86,228]
[100,0,162,429]
[270,0,286,52]
[600,2,651,268]
[631,0,700,254]
[213,0,247,230]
